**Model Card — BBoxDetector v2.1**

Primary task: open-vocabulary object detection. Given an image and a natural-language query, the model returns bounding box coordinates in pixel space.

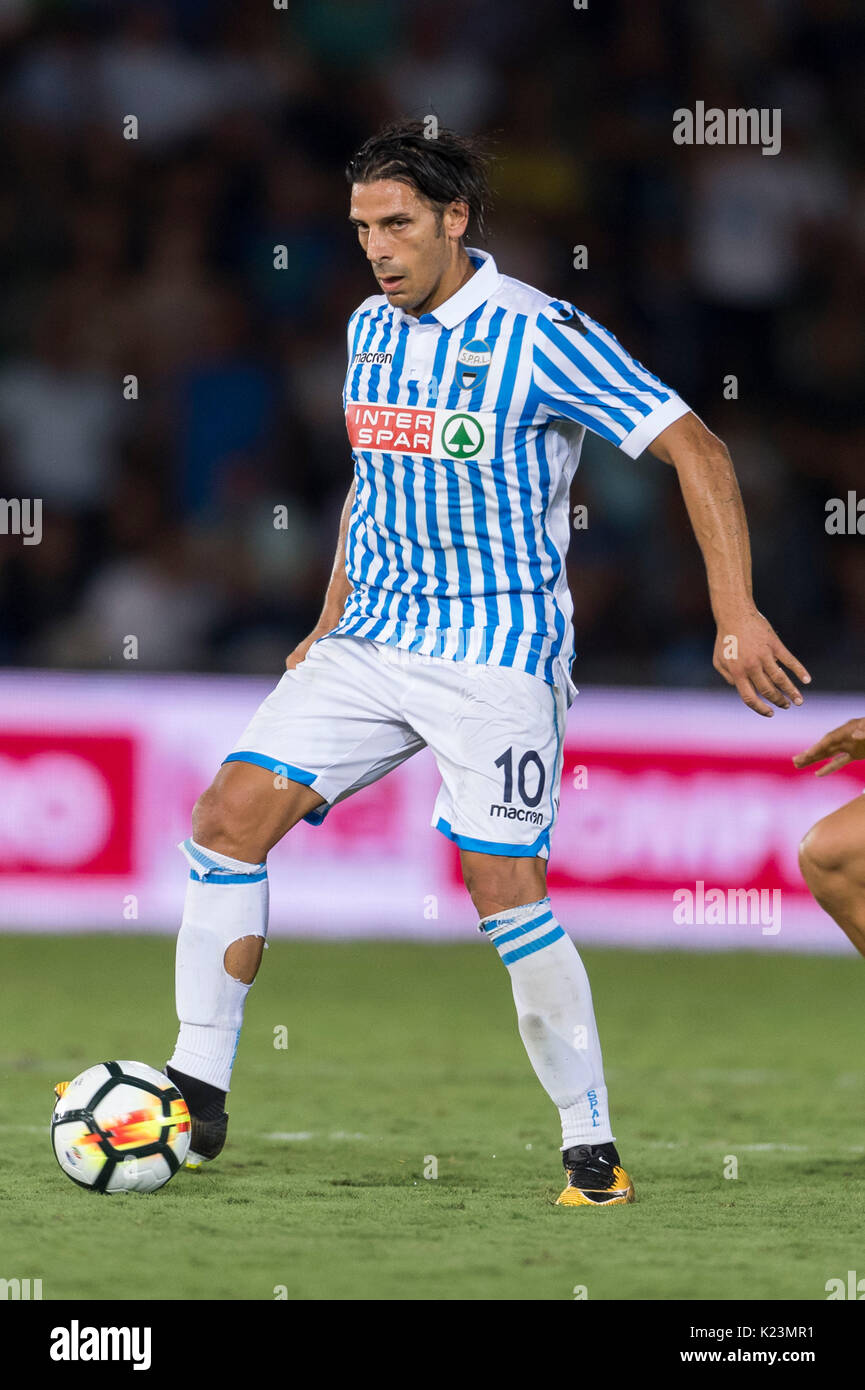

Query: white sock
[479,898,614,1149]
[168,838,269,1093]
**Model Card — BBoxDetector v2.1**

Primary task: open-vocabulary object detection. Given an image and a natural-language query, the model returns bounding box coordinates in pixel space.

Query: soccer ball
[51,1060,191,1194]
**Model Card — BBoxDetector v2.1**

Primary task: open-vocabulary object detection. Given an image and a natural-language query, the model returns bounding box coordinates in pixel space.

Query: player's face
[349,180,465,316]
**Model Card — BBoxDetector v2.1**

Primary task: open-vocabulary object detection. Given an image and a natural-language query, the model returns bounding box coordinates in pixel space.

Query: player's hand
[285,629,327,671]
[792,718,865,776]
[712,608,810,716]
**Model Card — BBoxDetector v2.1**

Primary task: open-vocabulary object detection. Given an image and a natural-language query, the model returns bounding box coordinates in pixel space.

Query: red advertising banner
[0,733,134,875]
[0,672,858,950]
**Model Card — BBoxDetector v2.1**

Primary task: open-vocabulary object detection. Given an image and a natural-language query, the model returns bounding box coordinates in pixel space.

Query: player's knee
[798,816,853,887]
[191,787,225,848]
[463,860,547,920]
[472,885,546,919]
[191,786,253,861]
[463,866,507,919]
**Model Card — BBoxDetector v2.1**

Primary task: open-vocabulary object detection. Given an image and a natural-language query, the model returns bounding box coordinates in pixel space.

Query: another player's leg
[461,849,634,1207]
[166,760,326,1167]
[798,794,865,957]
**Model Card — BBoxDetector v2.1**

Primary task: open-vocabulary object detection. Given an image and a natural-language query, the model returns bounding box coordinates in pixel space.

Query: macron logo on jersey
[352,350,393,365]
[345,403,497,462]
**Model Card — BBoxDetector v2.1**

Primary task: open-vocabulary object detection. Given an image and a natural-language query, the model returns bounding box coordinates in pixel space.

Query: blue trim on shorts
[434,816,551,858]
[221,751,330,827]
[548,682,561,829]
[223,751,316,784]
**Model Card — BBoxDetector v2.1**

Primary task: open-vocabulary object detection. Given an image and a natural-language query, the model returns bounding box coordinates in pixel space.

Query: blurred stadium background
[0,0,863,943]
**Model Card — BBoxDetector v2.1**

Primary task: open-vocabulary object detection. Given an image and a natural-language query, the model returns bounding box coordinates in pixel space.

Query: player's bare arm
[793,718,865,776]
[648,411,811,717]
[286,480,356,670]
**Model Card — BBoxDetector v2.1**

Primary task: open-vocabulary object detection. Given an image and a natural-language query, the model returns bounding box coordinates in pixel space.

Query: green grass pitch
[1,934,863,1301]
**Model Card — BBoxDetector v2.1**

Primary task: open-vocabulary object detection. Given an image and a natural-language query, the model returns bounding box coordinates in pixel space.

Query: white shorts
[224,634,570,859]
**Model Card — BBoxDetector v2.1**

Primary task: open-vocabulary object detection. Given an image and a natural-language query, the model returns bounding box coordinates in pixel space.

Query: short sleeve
[531,301,691,458]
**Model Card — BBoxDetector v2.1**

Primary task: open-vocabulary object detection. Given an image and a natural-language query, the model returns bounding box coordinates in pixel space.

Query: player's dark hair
[346,120,492,240]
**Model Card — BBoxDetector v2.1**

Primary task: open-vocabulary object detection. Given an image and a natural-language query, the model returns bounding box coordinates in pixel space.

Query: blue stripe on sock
[479,898,550,935]
[188,869,268,885]
[500,925,565,966]
[492,910,555,947]
[182,837,225,873]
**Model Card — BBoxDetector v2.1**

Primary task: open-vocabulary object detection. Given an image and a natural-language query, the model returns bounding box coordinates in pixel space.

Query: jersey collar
[401,248,500,330]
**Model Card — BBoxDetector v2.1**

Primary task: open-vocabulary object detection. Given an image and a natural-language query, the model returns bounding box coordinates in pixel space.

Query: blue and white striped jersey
[335,249,690,690]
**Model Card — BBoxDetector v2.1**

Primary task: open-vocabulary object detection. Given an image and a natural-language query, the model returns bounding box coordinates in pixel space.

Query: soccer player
[795,718,865,954]
[162,122,810,1206]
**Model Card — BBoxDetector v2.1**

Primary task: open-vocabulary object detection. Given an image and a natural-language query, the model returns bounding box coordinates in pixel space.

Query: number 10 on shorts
[494,747,546,808]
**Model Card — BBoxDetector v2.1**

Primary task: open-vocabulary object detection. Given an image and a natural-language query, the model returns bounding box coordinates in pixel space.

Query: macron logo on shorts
[489,804,545,825]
